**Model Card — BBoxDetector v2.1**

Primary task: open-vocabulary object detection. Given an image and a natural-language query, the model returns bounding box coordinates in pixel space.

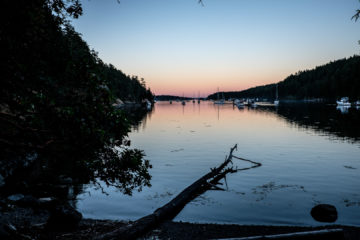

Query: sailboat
[181,93,186,105]
[214,88,225,104]
[274,84,279,106]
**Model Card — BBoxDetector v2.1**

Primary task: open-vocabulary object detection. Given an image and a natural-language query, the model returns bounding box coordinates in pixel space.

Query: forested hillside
[208,56,360,101]
[102,64,153,102]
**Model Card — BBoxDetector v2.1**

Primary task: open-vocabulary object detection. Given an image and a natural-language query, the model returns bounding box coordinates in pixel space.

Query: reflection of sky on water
[336,105,350,114]
[77,101,360,226]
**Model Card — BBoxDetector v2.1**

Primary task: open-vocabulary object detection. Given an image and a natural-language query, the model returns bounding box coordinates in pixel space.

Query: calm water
[77,101,360,226]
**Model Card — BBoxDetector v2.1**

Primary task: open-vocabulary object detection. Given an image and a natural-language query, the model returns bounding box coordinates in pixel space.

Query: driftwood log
[216,228,344,240]
[95,144,262,240]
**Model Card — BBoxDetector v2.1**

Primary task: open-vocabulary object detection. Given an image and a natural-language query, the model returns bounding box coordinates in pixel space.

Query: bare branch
[352,9,360,21]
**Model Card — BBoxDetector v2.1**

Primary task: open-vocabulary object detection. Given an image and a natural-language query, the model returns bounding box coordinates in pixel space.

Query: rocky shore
[1,154,358,239]
[1,204,360,240]
[1,173,359,239]
[0,142,357,240]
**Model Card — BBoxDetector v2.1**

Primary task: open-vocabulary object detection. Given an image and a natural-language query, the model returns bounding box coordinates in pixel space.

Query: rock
[39,197,56,203]
[46,204,82,231]
[311,204,338,223]
[7,194,24,202]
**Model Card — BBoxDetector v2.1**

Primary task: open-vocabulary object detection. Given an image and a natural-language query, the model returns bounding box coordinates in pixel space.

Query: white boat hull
[336,101,351,106]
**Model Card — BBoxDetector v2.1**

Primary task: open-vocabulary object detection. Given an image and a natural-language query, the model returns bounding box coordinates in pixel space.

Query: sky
[72,0,360,97]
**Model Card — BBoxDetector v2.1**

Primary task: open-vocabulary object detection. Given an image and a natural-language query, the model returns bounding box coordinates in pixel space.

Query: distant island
[208,55,360,102]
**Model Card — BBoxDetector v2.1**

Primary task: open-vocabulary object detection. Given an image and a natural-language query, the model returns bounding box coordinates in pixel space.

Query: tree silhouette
[352,1,360,21]
[1,0,153,196]
[208,56,360,101]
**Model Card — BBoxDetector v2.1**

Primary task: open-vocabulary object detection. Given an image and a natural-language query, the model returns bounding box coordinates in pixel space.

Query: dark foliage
[1,0,153,196]
[102,64,154,102]
[208,56,360,101]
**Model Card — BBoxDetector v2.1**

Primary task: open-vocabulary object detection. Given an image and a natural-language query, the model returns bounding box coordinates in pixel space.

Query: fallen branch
[233,156,262,167]
[214,228,344,240]
[95,144,261,240]
[208,182,226,191]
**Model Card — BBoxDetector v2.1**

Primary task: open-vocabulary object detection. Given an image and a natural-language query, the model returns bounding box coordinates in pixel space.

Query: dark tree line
[208,56,360,101]
[1,0,153,195]
[103,64,153,102]
[155,95,201,101]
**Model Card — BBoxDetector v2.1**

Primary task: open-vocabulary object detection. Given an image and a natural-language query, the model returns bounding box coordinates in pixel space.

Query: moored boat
[214,88,225,105]
[234,99,244,108]
[144,99,152,110]
[274,84,279,106]
[336,97,351,106]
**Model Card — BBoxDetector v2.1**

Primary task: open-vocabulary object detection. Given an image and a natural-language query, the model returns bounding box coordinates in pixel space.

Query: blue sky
[72,0,360,97]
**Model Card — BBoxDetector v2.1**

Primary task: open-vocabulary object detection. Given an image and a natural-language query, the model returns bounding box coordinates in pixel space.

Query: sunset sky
[72,0,360,97]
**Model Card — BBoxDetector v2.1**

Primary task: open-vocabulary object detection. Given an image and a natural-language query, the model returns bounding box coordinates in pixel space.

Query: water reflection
[336,105,351,114]
[253,103,360,143]
[0,107,151,204]
[77,101,360,226]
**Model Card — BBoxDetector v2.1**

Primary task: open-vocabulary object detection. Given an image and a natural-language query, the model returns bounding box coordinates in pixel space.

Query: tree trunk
[96,144,251,240]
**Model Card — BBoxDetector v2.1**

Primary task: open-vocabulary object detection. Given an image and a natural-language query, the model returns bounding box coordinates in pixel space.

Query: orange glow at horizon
[73,0,360,99]
[147,71,288,97]
[132,55,306,98]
